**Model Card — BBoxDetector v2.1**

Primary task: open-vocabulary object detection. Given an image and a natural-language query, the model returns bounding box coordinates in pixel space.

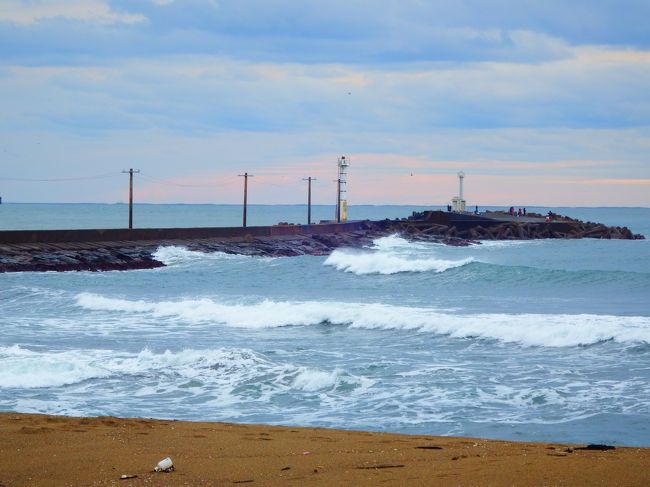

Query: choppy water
[1,205,650,446]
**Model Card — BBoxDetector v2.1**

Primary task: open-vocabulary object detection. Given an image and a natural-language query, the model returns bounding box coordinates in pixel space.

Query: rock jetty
[399,210,645,242]
[0,211,643,273]
[0,223,390,273]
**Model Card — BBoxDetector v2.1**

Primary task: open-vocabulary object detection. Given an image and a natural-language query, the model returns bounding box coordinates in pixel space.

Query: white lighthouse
[336,156,349,222]
[451,171,466,212]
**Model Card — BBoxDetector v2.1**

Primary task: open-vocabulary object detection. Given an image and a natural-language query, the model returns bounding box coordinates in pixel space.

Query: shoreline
[1,413,649,486]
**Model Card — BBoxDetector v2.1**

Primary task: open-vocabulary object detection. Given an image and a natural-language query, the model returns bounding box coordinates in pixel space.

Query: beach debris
[416,445,443,450]
[120,474,138,480]
[302,451,310,455]
[281,467,291,471]
[356,464,405,470]
[232,480,254,484]
[154,457,174,472]
[576,444,616,451]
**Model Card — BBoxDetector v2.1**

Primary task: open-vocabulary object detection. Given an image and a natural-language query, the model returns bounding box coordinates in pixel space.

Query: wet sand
[1,413,649,486]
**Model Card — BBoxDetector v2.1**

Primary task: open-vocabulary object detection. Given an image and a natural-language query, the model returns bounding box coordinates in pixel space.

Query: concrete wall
[0,221,369,245]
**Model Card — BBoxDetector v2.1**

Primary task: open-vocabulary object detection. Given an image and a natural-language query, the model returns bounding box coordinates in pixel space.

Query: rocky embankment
[400,210,645,241]
[0,222,390,273]
[0,213,644,273]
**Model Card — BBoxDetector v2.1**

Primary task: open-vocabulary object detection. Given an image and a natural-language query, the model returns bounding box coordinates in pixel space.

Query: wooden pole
[303,177,316,225]
[308,177,312,225]
[238,172,253,227]
[128,169,134,229]
[122,168,139,229]
[243,172,248,227]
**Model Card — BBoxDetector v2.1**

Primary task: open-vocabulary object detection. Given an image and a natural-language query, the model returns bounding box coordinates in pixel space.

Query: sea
[1,204,650,447]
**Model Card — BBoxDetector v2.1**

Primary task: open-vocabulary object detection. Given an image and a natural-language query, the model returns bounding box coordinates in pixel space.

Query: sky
[0,0,649,206]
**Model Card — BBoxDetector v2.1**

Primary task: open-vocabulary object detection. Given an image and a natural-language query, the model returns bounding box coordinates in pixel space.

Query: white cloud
[0,0,146,24]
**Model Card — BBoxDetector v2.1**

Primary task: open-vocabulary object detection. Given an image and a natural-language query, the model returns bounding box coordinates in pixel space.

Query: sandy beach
[0,413,648,486]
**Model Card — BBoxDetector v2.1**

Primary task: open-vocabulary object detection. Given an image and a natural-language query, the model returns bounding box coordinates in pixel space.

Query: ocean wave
[74,293,650,347]
[0,345,112,388]
[324,235,474,275]
[371,234,433,251]
[476,240,542,248]
[152,246,248,266]
[324,249,474,275]
[0,345,357,392]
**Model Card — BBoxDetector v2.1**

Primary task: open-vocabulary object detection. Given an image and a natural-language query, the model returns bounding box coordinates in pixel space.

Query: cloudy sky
[1,0,649,206]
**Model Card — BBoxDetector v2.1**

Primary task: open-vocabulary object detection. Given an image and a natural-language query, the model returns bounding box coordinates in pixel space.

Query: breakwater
[0,220,391,272]
[401,210,645,241]
[0,211,643,273]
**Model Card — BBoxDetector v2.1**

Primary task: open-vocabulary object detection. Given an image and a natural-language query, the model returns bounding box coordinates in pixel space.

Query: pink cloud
[577,178,650,186]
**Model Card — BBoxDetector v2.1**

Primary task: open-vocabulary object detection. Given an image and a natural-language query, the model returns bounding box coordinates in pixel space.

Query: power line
[139,174,236,188]
[0,172,121,182]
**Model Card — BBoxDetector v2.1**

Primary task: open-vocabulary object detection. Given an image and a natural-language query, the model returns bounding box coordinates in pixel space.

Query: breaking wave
[153,246,248,266]
[0,345,356,392]
[324,235,474,275]
[75,293,650,347]
[324,249,473,275]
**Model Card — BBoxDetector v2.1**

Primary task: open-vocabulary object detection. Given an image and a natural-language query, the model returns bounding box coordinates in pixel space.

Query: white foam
[0,345,353,393]
[324,249,473,275]
[371,234,429,251]
[292,368,340,391]
[324,234,474,275]
[0,345,111,388]
[152,246,246,266]
[477,240,541,248]
[74,293,650,347]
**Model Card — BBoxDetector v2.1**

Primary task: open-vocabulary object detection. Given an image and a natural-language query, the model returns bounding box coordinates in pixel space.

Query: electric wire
[0,172,121,182]
[138,174,237,188]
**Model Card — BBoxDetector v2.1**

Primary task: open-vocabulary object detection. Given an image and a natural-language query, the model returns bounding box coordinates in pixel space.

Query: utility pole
[303,177,316,225]
[122,168,140,229]
[238,172,253,227]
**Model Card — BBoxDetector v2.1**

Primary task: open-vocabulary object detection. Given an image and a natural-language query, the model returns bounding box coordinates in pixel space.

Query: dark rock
[575,444,616,451]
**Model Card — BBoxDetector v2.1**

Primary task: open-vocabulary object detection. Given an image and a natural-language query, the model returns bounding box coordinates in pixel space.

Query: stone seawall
[0,220,390,273]
[0,212,644,273]
[0,221,369,245]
